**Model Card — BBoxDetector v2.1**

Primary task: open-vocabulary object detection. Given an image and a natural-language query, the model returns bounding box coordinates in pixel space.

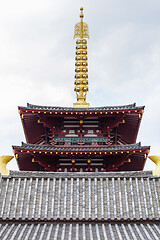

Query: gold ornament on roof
[73,7,89,108]
[149,156,160,176]
[0,155,13,176]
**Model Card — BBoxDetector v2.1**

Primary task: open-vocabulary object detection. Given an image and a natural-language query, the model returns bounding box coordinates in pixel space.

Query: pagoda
[13,8,150,173]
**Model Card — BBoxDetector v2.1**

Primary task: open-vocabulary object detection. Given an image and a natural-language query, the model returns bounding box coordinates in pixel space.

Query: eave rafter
[13,146,150,158]
[18,107,144,117]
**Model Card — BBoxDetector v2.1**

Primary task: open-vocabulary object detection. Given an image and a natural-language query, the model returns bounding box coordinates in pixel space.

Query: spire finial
[80,7,84,19]
[73,8,89,108]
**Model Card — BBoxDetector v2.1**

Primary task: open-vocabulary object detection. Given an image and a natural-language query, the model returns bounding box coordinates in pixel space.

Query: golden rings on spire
[73,8,89,108]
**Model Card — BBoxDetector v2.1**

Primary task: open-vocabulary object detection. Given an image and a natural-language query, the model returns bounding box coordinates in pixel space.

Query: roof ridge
[7,170,153,178]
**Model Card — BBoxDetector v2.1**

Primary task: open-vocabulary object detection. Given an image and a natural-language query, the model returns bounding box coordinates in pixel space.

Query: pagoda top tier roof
[18,102,145,146]
[19,102,144,112]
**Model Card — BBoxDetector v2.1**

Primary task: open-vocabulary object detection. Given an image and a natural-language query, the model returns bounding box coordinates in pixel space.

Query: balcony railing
[50,137,113,146]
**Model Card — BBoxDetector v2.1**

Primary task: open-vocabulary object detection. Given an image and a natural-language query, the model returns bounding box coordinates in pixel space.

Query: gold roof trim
[0,155,13,176]
[149,156,160,176]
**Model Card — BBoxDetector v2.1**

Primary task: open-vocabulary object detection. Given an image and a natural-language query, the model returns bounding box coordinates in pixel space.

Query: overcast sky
[0,0,160,171]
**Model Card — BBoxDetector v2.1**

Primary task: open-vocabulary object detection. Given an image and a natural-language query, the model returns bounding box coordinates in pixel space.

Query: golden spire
[73,7,89,108]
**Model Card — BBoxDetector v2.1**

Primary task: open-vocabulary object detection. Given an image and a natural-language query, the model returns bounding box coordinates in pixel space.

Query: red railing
[48,136,114,147]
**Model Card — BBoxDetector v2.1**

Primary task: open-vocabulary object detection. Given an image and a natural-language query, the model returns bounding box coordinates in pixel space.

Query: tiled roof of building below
[0,222,160,240]
[1,171,159,221]
[0,171,160,239]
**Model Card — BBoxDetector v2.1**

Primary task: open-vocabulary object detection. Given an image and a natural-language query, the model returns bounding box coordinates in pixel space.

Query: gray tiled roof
[0,222,160,240]
[18,102,144,111]
[13,142,150,152]
[0,171,159,221]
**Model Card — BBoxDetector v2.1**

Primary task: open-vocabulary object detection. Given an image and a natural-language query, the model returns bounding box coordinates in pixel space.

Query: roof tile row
[0,222,160,240]
[0,172,159,221]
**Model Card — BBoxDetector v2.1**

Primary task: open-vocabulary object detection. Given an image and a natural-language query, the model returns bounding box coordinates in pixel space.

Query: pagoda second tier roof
[13,142,149,153]
[19,102,144,112]
[13,142,150,172]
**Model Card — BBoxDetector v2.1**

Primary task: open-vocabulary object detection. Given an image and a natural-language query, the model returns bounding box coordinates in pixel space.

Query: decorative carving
[74,22,89,39]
